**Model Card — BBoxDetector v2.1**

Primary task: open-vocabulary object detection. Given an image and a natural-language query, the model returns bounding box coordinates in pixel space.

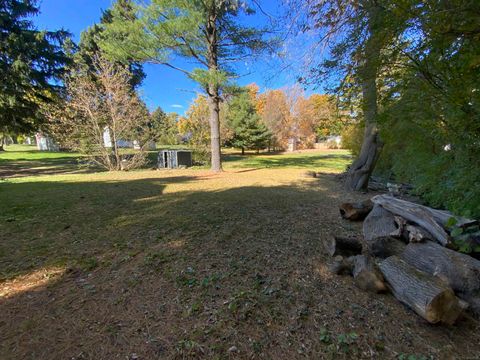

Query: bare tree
[50,57,152,171]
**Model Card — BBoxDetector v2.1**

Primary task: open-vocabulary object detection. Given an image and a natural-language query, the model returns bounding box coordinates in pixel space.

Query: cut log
[372,194,477,228]
[351,255,387,293]
[405,224,433,243]
[363,205,403,242]
[328,255,354,275]
[379,256,467,324]
[326,236,363,257]
[339,200,373,221]
[402,241,480,293]
[367,236,406,259]
[363,206,407,257]
[458,291,480,317]
[371,195,451,246]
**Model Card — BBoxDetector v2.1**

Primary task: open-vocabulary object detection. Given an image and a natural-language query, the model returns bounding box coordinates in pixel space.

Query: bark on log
[402,241,480,293]
[458,291,480,317]
[363,205,403,242]
[351,255,387,293]
[326,236,363,257]
[328,255,354,275]
[367,236,406,259]
[339,200,373,221]
[379,256,467,324]
[405,224,433,243]
[371,195,451,246]
[372,194,477,229]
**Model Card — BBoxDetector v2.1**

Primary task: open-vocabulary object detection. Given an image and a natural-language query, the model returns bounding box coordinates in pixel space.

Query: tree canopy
[0,0,70,147]
[99,0,273,171]
[226,89,271,154]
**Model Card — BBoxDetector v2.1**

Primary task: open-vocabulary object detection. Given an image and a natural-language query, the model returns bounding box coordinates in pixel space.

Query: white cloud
[171,104,184,109]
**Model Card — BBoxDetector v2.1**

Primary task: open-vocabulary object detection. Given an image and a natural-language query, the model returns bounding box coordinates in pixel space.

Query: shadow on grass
[0,173,339,281]
[1,172,479,360]
[0,157,98,178]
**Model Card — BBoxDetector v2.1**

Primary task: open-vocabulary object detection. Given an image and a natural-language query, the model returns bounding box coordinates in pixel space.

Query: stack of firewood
[330,194,480,325]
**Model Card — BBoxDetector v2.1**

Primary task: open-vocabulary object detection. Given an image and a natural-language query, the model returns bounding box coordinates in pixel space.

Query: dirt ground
[1,165,480,359]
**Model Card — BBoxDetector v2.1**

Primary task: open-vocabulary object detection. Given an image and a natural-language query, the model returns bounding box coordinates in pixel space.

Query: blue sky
[34,0,313,114]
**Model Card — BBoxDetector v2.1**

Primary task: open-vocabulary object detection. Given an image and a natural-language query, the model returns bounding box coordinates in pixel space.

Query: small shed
[158,150,193,169]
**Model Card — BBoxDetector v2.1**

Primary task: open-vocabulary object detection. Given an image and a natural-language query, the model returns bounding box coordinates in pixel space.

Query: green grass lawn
[1,144,352,177]
[0,144,85,178]
[0,144,81,161]
[0,147,351,281]
[1,146,478,359]
[223,150,351,171]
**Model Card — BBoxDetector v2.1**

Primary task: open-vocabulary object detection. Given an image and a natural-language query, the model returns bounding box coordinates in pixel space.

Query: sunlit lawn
[1,145,478,359]
[0,145,351,281]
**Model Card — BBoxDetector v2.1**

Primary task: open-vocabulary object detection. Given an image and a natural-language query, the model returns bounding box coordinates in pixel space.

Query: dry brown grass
[1,156,480,359]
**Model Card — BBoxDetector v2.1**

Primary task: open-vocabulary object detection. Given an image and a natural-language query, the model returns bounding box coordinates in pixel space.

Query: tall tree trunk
[241,147,245,155]
[0,136,4,151]
[207,94,222,172]
[345,4,383,191]
[206,6,222,173]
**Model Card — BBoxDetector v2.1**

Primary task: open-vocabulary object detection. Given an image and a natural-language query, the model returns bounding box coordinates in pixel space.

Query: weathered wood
[405,224,432,243]
[351,255,386,293]
[458,291,480,317]
[326,236,363,257]
[363,205,402,242]
[367,236,406,259]
[372,194,477,229]
[371,195,450,246]
[339,199,373,221]
[379,256,467,324]
[402,241,480,293]
[328,255,354,275]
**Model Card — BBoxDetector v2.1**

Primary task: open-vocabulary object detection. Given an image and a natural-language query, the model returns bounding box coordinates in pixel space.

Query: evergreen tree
[150,107,179,145]
[99,0,272,172]
[0,0,70,149]
[227,90,271,154]
[75,0,145,89]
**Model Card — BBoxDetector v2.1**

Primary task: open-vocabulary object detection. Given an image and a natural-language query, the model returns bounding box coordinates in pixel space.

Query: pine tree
[0,0,70,149]
[99,0,272,171]
[75,0,145,89]
[227,90,271,154]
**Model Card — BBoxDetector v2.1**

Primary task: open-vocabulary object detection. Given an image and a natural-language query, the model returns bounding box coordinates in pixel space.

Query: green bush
[340,123,363,156]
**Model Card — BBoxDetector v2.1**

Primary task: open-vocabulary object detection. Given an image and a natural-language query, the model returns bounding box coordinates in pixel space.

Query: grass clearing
[1,147,479,359]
